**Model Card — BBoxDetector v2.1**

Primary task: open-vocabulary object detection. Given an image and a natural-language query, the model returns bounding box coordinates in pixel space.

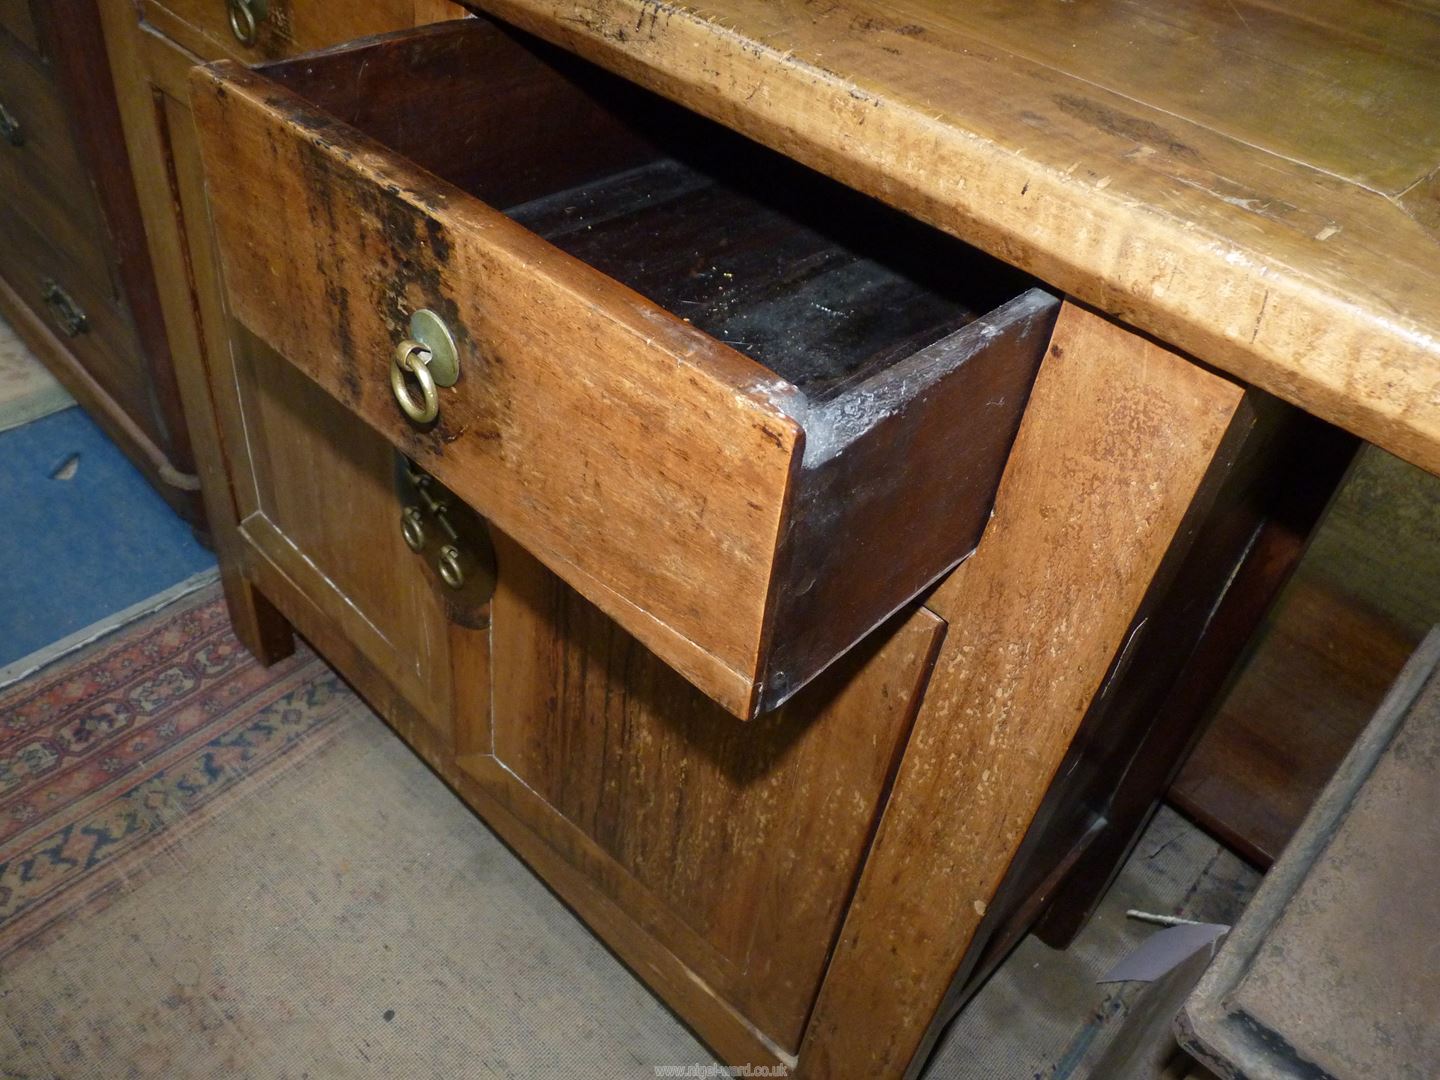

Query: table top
[471,0,1440,474]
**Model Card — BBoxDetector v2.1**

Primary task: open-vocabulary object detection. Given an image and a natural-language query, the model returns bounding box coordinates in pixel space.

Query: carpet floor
[0,407,215,676]
[0,586,709,1079]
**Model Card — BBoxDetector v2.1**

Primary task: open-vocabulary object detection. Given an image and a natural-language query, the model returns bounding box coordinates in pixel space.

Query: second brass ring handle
[226,0,267,46]
[391,341,439,424]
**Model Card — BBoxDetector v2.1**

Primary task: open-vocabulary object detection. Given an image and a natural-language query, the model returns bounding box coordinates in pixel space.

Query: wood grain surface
[484,534,944,1052]
[466,0,1440,476]
[797,303,1250,1078]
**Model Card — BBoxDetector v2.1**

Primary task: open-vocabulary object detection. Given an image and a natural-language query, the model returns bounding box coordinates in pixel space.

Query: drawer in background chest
[139,0,452,61]
[0,34,114,296]
[190,18,1059,720]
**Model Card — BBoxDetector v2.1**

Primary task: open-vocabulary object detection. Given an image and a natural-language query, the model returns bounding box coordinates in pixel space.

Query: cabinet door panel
[150,51,457,732]
[474,535,944,1052]
[234,338,456,727]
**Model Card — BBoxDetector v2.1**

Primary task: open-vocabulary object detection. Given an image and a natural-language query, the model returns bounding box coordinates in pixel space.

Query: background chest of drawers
[0,0,196,523]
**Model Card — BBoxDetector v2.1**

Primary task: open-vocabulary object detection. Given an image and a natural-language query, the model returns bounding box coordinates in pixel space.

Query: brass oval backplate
[409,309,458,387]
[395,455,494,627]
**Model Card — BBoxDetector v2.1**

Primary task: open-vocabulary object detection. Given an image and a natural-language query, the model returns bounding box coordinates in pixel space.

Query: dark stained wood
[1172,445,1440,867]
[191,19,1056,718]
[1171,578,1418,868]
[260,19,666,207]
[1030,407,1356,947]
[0,0,39,52]
[35,0,199,504]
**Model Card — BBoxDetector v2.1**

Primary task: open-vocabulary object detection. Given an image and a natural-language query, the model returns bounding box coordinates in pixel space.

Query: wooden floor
[1172,446,1440,867]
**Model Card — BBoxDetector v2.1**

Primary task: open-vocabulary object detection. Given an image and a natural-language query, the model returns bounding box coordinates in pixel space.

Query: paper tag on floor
[1099,922,1229,983]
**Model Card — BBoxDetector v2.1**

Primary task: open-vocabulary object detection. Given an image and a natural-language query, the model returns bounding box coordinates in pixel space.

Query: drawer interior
[210,18,1057,718]
[264,20,1034,405]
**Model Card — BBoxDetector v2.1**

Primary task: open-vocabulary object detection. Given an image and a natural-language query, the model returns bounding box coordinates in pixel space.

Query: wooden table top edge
[465,0,1440,477]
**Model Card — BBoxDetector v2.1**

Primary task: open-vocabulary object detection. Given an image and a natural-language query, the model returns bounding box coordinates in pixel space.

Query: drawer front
[0,0,38,54]
[190,20,1055,719]
[193,49,804,719]
[141,0,440,61]
[0,205,161,446]
[0,37,114,295]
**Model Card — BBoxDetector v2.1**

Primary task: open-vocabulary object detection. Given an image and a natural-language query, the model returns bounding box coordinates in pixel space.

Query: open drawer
[190,18,1058,719]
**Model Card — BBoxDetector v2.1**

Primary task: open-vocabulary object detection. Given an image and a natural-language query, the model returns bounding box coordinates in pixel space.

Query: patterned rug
[0,585,347,962]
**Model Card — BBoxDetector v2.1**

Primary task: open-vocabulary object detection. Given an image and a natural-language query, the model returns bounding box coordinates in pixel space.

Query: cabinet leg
[221,568,294,666]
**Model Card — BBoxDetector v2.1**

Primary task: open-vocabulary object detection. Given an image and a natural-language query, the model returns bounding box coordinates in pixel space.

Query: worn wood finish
[94,0,462,654]
[476,533,944,1053]
[468,0,1440,477]
[797,303,1251,1078]
[191,20,1055,717]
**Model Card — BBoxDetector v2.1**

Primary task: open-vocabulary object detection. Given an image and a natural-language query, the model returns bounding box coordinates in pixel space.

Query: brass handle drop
[437,545,466,590]
[0,103,22,147]
[226,0,268,46]
[401,506,427,552]
[41,279,87,337]
[390,341,439,424]
[388,309,459,426]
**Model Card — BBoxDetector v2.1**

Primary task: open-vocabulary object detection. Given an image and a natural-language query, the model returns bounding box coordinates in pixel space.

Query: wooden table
[474,0,1440,479]
[160,1,1439,1076]
[443,1,1440,1072]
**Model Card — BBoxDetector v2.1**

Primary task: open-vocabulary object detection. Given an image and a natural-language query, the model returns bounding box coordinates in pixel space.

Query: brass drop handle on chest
[226,0,268,46]
[395,458,495,622]
[389,309,459,425]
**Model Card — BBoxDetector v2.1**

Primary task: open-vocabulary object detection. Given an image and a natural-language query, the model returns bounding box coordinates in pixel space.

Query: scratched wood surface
[480,534,943,1053]
[470,0,1440,477]
[798,303,1251,1078]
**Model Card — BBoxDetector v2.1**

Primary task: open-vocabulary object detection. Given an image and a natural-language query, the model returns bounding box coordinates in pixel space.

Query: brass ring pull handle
[391,341,439,423]
[400,506,427,551]
[226,0,267,46]
[438,545,466,589]
[388,309,460,426]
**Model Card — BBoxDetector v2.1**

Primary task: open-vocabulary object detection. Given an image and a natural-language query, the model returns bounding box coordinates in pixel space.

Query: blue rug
[0,408,215,669]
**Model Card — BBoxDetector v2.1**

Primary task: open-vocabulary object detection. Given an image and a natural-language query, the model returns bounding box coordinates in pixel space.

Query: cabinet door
[463,534,944,1055]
